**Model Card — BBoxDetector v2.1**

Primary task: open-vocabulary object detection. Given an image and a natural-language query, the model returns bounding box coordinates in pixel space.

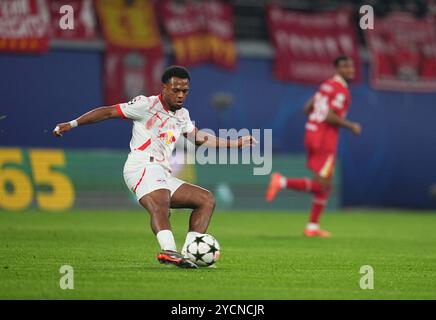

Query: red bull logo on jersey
[158,130,176,145]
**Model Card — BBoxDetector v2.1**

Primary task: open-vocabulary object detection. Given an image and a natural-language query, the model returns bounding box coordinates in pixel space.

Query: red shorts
[306,148,336,179]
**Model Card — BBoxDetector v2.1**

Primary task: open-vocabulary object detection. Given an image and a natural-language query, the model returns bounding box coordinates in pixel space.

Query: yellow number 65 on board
[0,148,75,211]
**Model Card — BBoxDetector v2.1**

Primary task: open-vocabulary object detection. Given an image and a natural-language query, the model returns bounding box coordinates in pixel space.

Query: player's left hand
[238,136,258,148]
[52,123,72,137]
[351,122,362,136]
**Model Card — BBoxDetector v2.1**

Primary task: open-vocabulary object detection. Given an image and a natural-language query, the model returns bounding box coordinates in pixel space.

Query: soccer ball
[186,234,221,267]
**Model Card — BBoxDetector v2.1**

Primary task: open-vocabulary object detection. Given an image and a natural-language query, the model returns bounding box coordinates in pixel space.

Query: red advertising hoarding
[267,6,361,84]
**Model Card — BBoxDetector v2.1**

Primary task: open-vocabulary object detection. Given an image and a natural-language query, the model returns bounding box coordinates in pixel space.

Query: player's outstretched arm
[53,105,121,137]
[184,128,258,148]
[325,109,362,136]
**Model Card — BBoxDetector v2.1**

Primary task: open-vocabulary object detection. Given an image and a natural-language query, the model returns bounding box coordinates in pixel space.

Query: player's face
[337,59,355,82]
[162,77,190,110]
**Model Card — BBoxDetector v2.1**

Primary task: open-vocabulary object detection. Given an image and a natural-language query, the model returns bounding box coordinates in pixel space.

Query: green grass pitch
[1,210,435,299]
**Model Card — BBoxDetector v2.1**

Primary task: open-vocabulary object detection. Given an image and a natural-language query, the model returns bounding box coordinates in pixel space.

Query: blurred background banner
[365,11,436,92]
[0,0,50,53]
[102,46,164,105]
[266,5,361,84]
[95,0,164,104]
[49,0,97,40]
[159,0,237,69]
[0,148,340,212]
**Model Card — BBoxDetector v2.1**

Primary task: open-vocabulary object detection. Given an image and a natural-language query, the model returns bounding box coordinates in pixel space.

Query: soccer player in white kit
[53,66,256,268]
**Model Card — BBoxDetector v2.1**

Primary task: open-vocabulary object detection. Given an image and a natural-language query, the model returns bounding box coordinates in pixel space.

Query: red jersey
[304,75,351,153]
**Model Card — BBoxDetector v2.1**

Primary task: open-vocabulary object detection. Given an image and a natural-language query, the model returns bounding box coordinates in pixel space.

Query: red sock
[286,177,322,193]
[309,191,329,224]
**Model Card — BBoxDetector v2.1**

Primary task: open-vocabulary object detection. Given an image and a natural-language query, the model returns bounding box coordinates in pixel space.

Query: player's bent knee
[320,182,332,193]
[314,175,332,192]
[200,191,216,210]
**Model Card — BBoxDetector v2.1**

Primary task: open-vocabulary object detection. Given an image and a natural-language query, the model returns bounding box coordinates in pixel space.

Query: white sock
[279,176,287,189]
[156,230,177,252]
[181,231,201,255]
[306,223,320,231]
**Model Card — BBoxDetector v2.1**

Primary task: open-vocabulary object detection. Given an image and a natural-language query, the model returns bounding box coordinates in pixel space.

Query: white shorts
[123,162,185,202]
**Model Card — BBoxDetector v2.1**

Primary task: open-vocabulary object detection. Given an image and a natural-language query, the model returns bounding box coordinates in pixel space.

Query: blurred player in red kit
[266,56,362,237]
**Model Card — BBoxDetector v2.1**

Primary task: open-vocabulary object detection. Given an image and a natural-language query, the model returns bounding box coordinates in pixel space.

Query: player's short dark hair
[161,65,190,84]
[333,55,351,67]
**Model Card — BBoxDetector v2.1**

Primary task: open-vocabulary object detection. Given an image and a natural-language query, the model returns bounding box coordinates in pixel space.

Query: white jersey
[116,94,195,171]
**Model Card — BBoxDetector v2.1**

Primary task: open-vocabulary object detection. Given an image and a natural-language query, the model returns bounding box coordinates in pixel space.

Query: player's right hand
[53,123,72,137]
[351,122,362,136]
